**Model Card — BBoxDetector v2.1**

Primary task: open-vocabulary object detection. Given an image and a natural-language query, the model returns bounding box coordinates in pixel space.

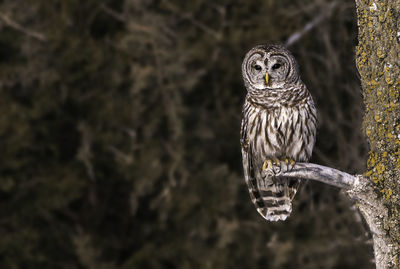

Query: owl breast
[243,99,316,168]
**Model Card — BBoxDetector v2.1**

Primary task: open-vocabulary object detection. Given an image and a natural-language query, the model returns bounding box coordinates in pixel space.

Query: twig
[99,4,153,33]
[99,4,125,22]
[0,12,47,41]
[76,122,97,206]
[100,4,176,42]
[285,2,337,47]
[76,122,95,181]
[162,0,221,40]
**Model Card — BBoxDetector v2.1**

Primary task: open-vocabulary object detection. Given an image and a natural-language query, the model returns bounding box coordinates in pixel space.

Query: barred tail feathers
[248,177,300,221]
[242,144,300,221]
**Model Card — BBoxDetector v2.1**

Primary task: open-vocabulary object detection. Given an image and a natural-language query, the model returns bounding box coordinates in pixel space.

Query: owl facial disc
[242,44,299,91]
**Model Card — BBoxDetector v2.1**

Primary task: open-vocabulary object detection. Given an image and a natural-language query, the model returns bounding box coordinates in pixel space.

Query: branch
[275,162,358,189]
[285,2,337,47]
[99,4,154,34]
[162,0,221,40]
[275,162,396,268]
[99,4,125,22]
[99,4,176,44]
[0,12,47,41]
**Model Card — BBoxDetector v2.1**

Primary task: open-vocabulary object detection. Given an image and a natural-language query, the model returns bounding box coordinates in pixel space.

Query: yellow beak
[265,72,269,85]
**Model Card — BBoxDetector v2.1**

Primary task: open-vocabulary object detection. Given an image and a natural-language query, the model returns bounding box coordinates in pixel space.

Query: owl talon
[283,158,296,172]
[272,158,281,174]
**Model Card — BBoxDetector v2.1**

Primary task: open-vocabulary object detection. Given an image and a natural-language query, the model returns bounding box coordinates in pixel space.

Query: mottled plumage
[240,44,317,221]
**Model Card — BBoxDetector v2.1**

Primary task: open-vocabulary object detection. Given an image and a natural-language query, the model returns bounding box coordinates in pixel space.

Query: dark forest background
[0,0,374,268]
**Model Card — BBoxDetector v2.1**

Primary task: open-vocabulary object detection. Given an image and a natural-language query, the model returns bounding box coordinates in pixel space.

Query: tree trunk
[279,1,400,267]
[355,0,400,267]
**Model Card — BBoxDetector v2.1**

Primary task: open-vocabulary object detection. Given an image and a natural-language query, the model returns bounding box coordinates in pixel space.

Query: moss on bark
[356,0,400,266]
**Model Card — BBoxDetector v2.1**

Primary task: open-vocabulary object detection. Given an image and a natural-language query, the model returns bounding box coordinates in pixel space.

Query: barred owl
[240,45,317,221]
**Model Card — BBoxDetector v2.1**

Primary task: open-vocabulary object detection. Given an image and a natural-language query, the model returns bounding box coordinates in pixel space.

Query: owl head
[241,44,300,91]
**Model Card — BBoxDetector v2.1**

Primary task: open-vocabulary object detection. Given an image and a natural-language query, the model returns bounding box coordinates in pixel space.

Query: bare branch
[0,12,47,41]
[285,2,337,47]
[76,122,97,206]
[274,162,358,189]
[162,0,221,40]
[99,4,154,34]
[100,4,176,42]
[275,162,397,267]
[99,4,126,22]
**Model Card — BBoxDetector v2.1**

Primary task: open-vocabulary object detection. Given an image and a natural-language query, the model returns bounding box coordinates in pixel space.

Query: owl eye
[272,63,281,70]
[254,65,262,71]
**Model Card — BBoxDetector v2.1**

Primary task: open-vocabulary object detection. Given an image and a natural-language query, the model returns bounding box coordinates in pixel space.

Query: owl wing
[241,141,264,212]
[240,119,266,215]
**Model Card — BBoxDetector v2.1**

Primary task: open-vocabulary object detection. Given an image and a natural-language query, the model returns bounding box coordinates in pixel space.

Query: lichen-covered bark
[355,0,400,267]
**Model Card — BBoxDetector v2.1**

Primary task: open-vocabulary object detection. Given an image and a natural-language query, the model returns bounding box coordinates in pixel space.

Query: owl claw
[272,158,281,174]
[283,158,296,172]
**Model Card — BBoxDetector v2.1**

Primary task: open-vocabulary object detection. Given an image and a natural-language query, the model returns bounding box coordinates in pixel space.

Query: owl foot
[262,158,282,175]
[262,158,295,177]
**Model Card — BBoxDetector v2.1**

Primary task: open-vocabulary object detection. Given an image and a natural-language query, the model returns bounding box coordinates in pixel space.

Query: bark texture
[355,0,400,267]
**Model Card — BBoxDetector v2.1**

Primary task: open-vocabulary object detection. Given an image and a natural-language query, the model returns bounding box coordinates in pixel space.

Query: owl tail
[253,177,300,221]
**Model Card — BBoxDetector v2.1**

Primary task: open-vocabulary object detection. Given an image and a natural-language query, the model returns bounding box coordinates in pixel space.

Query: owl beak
[265,72,269,85]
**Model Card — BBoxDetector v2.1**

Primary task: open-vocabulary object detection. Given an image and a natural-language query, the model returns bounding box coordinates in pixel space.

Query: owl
[240,44,317,221]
